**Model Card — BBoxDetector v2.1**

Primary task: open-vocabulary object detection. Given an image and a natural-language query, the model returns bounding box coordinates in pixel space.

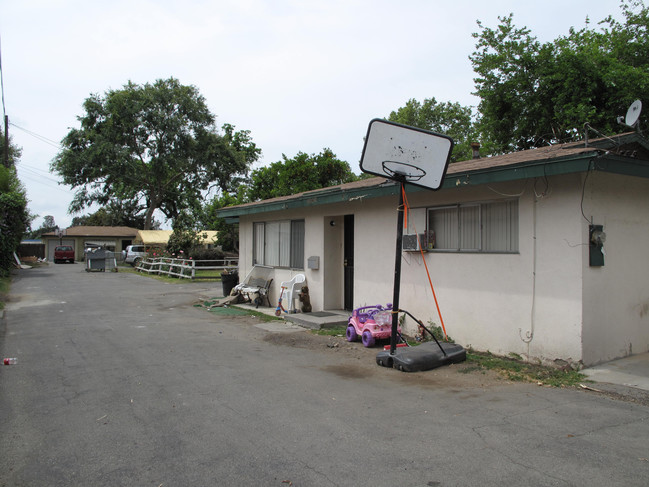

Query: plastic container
[221,270,239,296]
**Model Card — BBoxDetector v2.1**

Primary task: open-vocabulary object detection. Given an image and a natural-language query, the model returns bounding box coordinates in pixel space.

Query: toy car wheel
[346,325,358,342]
[361,330,375,347]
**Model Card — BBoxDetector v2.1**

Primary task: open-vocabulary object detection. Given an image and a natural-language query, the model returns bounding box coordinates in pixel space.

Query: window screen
[428,199,518,253]
[252,219,305,268]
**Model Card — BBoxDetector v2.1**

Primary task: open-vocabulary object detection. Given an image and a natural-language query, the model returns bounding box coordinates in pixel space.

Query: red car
[54,245,75,263]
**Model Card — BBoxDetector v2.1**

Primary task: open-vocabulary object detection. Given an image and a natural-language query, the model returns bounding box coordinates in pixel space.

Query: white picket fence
[135,257,238,280]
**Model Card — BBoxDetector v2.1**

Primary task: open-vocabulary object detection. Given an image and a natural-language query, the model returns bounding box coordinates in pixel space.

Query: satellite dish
[625,100,642,127]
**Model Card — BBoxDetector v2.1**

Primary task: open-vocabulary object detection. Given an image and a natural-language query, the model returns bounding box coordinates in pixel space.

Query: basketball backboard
[360,119,453,190]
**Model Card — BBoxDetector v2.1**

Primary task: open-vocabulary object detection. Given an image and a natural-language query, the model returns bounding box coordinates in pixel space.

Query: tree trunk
[143,205,156,230]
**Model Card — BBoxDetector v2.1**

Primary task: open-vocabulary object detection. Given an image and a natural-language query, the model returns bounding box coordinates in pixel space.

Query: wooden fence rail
[135,257,238,280]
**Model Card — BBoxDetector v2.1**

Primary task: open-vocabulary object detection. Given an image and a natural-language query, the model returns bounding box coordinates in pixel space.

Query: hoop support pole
[390,180,406,355]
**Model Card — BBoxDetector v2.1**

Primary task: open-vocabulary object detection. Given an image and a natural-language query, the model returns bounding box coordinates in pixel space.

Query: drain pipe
[520,193,537,350]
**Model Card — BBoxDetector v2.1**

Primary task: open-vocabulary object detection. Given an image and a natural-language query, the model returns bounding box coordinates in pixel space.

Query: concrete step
[282,310,349,330]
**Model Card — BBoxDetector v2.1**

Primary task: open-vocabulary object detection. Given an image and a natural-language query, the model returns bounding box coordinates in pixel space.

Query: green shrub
[0,166,30,277]
[189,247,224,264]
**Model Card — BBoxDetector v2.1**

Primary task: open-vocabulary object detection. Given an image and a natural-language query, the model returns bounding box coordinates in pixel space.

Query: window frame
[427,199,519,254]
[252,219,305,269]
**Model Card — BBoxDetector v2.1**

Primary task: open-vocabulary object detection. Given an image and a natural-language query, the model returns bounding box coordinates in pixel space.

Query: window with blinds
[427,200,518,253]
[252,220,305,268]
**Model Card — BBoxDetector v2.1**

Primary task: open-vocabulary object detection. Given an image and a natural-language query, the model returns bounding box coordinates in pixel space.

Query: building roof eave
[217,140,649,220]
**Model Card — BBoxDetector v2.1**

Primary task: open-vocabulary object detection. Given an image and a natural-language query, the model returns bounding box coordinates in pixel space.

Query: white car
[122,245,147,266]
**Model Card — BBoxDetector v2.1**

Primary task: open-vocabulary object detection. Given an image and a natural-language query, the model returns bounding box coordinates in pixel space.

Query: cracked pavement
[1,263,649,486]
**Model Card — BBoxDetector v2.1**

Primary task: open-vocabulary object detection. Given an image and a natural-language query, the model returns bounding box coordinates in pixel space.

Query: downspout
[520,192,537,351]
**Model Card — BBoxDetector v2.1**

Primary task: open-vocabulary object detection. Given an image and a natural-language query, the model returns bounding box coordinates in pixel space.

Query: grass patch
[120,265,222,283]
[233,307,281,322]
[313,325,347,336]
[465,351,587,387]
[0,275,9,310]
[194,269,222,279]
[206,306,249,316]
[194,300,281,323]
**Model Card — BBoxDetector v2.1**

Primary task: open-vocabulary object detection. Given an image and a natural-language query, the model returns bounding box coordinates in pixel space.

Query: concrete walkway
[233,303,349,329]
[583,352,649,392]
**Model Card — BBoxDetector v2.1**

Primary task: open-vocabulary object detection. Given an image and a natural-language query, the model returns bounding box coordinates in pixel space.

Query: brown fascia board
[217,133,649,220]
[219,178,398,220]
[216,153,598,221]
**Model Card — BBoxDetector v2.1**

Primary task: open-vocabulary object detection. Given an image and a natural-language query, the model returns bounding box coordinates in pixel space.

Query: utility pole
[3,115,8,168]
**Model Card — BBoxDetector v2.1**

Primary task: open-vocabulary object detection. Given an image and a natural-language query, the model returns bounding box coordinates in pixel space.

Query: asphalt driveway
[1,263,648,486]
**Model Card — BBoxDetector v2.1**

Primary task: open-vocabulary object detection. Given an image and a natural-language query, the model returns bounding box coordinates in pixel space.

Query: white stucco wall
[581,172,649,365]
[238,202,355,312]
[237,171,649,365]
[352,178,585,365]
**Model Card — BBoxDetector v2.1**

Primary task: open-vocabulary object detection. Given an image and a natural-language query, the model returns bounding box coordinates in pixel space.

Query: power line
[0,34,8,169]
[17,163,67,185]
[9,122,62,149]
[18,172,74,194]
[11,121,228,205]
[8,122,182,192]
[17,161,53,175]
[0,34,5,119]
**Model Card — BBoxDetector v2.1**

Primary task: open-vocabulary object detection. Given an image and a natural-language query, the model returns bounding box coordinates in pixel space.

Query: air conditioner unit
[402,233,426,252]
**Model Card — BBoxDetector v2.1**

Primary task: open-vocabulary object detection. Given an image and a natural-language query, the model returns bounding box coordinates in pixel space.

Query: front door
[344,214,354,310]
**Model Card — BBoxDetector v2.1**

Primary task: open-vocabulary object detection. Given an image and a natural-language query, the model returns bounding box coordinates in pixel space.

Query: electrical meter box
[307,256,320,270]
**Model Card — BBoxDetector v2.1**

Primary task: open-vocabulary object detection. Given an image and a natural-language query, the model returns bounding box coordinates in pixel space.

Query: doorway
[344,214,354,310]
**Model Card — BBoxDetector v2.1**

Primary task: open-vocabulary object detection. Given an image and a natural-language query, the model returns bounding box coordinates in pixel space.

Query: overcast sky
[1,0,620,230]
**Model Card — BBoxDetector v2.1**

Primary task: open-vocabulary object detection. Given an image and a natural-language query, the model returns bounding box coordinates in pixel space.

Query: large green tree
[28,215,57,239]
[70,200,160,229]
[200,189,247,252]
[471,0,649,154]
[245,148,358,202]
[51,78,260,229]
[387,98,480,162]
[202,149,358,250]
[0,134,30,275]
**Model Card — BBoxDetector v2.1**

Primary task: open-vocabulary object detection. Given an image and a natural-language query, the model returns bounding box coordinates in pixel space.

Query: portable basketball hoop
[359,119,465,372]
[360,119,452,189]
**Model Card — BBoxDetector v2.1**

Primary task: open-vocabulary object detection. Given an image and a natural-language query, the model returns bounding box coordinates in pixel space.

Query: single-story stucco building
[134,230,219,249]
[42,226,139,262]
[134,230,174,247]
[41,228,220,262]
[218,132,649,367]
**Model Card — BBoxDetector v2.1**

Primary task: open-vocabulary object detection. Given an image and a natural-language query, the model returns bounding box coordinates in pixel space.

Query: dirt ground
[260,324,508,390]
[201,307,649,405]
[258,320,649,406]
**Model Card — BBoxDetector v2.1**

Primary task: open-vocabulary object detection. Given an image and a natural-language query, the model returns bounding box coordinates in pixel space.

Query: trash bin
[86,248,107,272]
[221,270,239,296]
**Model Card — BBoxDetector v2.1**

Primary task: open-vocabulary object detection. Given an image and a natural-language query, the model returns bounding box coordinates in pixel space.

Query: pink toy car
[346,304,399,347]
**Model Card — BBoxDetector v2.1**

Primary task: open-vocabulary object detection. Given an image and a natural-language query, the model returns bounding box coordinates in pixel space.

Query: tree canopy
[386,2,649,160]
[0,132,30,275]
[200,149,359,251]
[70,200,160,229]
[51,78,260,229]
[245,149,358,201]
[387,98,479,162]
[200,191,244,252]
[470,0,649,153]
[28,215,57,239]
